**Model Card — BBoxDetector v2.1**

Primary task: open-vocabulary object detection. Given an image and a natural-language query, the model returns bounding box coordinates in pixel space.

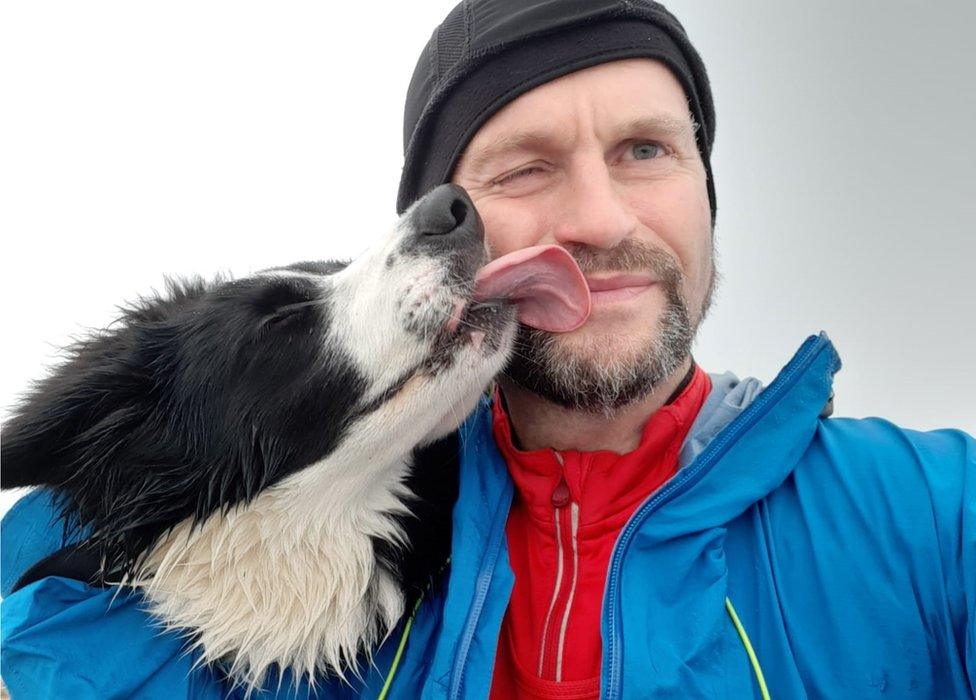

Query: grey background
[676,0,975,433]
[1,0,973,516]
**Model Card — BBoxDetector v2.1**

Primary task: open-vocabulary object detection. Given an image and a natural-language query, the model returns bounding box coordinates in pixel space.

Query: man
[0,1,972,699]
[443,45,720,700]
[395,1,973,698]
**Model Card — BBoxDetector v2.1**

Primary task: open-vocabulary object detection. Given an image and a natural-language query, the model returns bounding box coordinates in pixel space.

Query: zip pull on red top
[551,474,571,508]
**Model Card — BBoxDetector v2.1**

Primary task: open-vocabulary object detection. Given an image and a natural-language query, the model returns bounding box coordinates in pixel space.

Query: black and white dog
[0,184,588,692]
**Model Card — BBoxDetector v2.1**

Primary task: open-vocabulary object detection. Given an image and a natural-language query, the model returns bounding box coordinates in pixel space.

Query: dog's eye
[251,280,320,330]
[260,301,316,330]
[261,311,292,329]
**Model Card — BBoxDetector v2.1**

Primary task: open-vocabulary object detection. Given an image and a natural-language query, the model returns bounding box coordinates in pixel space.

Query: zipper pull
[551,475,571,508]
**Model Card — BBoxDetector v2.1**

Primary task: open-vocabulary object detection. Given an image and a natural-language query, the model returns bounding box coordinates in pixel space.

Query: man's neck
[496,355,695,454]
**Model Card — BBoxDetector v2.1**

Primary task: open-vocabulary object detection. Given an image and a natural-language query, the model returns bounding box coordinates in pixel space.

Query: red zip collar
[491,365,712,530]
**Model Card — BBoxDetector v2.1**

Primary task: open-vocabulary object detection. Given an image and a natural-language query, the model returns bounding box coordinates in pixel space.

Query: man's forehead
[460,113,698,178]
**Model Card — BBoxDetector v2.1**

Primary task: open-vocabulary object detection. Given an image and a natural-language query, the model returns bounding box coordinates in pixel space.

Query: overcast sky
[2,1,973,517]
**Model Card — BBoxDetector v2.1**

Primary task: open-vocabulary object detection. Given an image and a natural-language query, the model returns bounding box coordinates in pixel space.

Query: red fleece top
[488,366,711,699]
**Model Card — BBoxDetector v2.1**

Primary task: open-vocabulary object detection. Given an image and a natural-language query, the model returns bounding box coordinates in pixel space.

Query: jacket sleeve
[897,425,976,697]
[0,491,396,699]
[857,422,975,696]
[868,423,975,696]
[929,427,976,697]
[1,577,229,700]
[789,418,976,697]
[0,489,229,700]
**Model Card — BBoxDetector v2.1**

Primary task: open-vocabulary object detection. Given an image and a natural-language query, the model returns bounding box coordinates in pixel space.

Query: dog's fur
[1,187,518,692]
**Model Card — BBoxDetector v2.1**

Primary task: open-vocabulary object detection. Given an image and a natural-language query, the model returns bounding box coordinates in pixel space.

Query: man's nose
[409,183,484,249]
[552,160,638,250]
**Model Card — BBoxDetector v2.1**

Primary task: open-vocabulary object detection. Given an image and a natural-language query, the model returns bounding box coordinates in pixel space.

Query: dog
[0,183,589,693]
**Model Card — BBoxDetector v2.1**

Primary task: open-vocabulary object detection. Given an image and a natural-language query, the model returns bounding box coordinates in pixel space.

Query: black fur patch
[372,431,460,607]
[1,268,368,577]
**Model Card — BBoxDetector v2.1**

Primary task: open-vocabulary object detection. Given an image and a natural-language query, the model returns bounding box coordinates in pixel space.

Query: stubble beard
[501,238,716,418]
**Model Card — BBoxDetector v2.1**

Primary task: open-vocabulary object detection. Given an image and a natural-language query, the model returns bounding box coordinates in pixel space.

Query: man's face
[451,58,716,414]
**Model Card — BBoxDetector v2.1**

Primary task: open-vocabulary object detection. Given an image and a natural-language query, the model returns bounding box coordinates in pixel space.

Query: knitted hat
[397,0,716,224]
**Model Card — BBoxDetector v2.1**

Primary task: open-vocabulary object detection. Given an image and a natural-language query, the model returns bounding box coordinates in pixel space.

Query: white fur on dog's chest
[134,444,416,691]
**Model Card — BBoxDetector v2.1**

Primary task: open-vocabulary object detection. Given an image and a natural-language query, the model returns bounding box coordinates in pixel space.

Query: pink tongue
[473,245,591,332]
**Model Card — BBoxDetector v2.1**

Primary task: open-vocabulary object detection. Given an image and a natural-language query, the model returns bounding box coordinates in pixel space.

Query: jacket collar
[489,365,712,528]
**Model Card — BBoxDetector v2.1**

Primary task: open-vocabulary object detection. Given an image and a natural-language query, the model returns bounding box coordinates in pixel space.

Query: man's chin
[536,329,650,371]
[532,300,672,369]
[502,318,692,415]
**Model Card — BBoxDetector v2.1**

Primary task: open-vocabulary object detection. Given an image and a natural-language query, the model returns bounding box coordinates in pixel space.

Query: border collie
[0,184,588,693]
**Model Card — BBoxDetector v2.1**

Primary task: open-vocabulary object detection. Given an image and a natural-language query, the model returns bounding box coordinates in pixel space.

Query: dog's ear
[1,287,206,571]
[1,279,213,493]
[1,324,159,490]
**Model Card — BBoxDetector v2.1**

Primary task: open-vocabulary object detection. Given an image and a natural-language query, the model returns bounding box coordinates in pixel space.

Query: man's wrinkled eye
[493,166,543,186]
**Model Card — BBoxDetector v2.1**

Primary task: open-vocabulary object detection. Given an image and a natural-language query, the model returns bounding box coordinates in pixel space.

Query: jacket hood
[645,331,841,541]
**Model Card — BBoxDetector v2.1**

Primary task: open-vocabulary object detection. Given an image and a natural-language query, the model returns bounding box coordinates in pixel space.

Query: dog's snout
[411,184,484,241]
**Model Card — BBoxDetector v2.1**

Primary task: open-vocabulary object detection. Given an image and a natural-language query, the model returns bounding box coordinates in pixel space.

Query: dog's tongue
[474,245,590,332]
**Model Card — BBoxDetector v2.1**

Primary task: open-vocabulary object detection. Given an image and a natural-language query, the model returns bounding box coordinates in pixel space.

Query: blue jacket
[2,332,974,699]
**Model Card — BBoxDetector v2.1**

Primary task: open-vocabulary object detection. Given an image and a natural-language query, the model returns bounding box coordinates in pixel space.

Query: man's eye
[628,142,666,160]
[493,166,543,186]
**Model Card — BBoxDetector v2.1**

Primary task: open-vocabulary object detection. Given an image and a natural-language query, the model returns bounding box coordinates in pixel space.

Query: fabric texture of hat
[397,0,716,224]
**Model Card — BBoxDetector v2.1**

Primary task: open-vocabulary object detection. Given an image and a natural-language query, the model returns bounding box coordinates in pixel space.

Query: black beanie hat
[397,0,716,224]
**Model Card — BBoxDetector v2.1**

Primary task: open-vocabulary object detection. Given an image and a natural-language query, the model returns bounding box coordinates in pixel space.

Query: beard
[501,238,715,417]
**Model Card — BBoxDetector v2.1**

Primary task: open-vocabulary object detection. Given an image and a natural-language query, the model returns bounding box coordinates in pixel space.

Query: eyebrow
[463,114,698,178]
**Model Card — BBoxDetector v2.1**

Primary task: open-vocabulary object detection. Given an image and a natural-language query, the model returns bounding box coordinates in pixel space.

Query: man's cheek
[485,218,538,258]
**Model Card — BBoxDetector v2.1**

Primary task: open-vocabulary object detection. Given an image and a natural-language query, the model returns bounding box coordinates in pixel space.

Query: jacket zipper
[600,332,831,699]
[537,453,582,680]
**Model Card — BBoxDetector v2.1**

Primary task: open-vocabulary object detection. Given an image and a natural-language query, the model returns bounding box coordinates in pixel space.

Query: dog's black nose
[411,184,484,240]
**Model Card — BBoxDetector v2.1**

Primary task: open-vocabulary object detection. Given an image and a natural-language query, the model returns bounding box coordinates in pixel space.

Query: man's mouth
[585,273,658,291]
[585,274,658,304]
